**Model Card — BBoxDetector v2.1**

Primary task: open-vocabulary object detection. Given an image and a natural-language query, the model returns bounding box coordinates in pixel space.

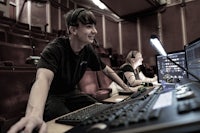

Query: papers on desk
[153,91,173,109]
[103,95,128,103]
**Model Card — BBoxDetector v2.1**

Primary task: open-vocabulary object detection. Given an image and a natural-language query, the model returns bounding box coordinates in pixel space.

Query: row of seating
[0,16,56,60]
[0,15,56,41]
[0,16,53,132]
[0,41,32,66]
[0,30,51,55]
[0,16,56,66]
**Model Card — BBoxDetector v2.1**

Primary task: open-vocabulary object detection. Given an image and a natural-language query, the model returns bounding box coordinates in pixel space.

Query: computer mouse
[142,82,153,87]
[138,87,147,92]
[87,123,108,133]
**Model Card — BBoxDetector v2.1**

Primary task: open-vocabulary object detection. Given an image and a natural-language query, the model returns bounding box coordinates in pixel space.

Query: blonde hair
[126,50,139,63]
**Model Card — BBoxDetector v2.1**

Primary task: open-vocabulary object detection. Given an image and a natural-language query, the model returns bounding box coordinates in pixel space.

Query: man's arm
[8,68,54,133]
[102,65,137,91]
[26,68,54,118]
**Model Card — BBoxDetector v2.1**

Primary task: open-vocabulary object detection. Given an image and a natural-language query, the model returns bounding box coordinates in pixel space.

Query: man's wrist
[123,84,131,91]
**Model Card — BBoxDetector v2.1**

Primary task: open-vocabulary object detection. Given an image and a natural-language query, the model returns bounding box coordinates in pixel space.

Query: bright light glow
[92,0,107,10]
[150,36,167,56]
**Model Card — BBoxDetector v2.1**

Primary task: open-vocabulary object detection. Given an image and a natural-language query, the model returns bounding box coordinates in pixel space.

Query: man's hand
[129,86,140,92]
[7,116,47,133]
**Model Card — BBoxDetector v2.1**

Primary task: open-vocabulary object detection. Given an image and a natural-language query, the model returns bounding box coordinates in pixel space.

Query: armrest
[98,87,112,93]
[96,88,112,101]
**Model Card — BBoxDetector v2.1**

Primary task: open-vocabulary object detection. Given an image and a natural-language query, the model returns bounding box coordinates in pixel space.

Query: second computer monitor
[156,50,187,83]
[185,38,200,82]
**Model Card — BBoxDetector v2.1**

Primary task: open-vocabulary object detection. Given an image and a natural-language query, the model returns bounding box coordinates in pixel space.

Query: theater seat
[0,42,33,66]
[0,66,36,133]
[78,70,112,101]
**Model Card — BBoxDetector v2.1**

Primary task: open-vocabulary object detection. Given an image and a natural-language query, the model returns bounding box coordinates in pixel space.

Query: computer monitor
[156,50,187,83]
[185,38,200,81]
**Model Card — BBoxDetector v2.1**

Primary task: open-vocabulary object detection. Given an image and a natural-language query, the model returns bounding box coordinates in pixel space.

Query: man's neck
[69,37,84,54]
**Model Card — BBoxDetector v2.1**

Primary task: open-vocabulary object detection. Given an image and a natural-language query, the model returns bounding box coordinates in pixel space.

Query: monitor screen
[156,51,187,83]
[185,38,200,81]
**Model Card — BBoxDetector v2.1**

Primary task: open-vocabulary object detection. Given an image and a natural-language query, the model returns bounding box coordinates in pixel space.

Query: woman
[118,50,157,87]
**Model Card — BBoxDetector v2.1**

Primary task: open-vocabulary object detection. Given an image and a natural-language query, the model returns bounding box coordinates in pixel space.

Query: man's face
[75,22,98,44]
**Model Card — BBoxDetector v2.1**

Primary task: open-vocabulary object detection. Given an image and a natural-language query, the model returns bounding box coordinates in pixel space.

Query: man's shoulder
[121,63,132,68]
[47,37,69,48]
[52,37,69,44]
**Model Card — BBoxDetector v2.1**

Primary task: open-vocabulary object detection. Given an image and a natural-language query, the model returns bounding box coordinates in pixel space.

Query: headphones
[69,8,85,26]
[131,51,135,58]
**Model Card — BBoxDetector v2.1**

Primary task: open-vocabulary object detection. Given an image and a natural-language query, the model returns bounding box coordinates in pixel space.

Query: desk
[47,94,129,133]
[47,120,73,133]
[47,83,200,133]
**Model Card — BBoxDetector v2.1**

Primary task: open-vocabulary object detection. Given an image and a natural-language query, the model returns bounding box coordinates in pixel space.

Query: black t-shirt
[118,64,140,86]
[37,37,106,95]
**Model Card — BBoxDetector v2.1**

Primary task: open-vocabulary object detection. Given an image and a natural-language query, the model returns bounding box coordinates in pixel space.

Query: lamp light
[92,0,107,10]
[150,35,167,56]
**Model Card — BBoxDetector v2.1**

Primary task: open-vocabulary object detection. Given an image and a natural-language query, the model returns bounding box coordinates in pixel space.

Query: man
[8,8,134,133]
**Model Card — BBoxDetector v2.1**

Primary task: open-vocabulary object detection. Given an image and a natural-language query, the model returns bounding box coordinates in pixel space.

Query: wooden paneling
[161,5,184,52]
[61,10,68,30]
[185,0,200,43]
[140,13,158,65]
[94,12,103,46]
[31,2,47,28]
[51,5,59,31]
[121,20,138,56]
[105,17,119,52]
[18,0,28,23]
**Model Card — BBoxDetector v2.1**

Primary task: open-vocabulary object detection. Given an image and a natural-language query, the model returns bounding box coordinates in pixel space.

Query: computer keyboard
[55,86,155,126]
[122,86,157,102]
[55,103,112,126]
[64,93,162,133]
[65,83,200,133]
[80,93,160,127]
[55,86,156,126]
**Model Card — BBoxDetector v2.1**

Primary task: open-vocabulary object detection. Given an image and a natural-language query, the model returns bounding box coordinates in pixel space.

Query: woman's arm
[139,71,157,83]
[124,71,143,86]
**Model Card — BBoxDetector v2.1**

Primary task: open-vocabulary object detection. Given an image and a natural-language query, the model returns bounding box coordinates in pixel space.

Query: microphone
[80,61,87,66]
[150,35,200,82]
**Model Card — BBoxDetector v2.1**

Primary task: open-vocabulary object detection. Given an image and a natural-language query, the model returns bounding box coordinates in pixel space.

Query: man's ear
[69,26,77,35]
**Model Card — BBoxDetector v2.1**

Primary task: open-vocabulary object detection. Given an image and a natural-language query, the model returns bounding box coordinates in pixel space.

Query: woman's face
[75,22,97,45]
[133,52,143,66]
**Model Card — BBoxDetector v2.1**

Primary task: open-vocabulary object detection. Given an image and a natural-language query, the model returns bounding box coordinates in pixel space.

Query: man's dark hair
[64,8,97,29]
